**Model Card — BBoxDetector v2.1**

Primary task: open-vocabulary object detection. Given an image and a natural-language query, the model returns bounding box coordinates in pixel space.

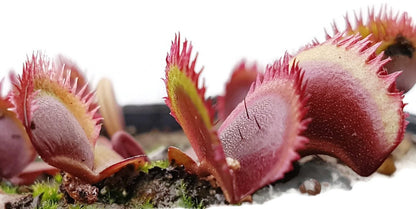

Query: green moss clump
[176,180,204,209]
[32,182,62,202]
[31,176,63,208]
[54,173,63,184]
[140,199,155,209]
[0,182,18,194]
[139,160,170,173]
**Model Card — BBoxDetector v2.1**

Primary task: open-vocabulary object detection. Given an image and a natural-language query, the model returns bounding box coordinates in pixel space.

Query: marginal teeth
[332,6,416,92]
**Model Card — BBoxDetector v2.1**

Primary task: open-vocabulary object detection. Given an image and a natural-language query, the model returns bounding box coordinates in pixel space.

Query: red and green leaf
[164,35,237,203]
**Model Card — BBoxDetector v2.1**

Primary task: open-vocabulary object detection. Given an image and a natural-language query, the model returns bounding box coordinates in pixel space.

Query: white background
[1,1,415,208]
[1,0,416,112]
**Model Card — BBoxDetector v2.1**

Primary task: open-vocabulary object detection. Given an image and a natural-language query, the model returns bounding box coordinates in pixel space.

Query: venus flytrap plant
[10,54,148,184]
[164,35,310,203]
[0,6,411,206]
[164,35,237,203]
[292,34,407,176]
[164,31,409,204]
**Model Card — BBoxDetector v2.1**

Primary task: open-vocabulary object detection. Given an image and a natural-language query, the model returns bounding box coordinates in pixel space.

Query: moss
[176,180,204,209]
[22,164,223,208]
[37,200,60,209]
[32,182,62,202]
[0,182,18,194]
[31,178,63,207]
[139,160,170,173]
[140,199,155,209]
[54,173,63,184]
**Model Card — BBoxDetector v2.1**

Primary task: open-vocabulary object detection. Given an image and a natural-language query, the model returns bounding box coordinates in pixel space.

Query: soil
[59,164,226,208]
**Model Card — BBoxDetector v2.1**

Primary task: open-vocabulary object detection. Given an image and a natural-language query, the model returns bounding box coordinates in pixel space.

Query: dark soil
[60,164,226,208]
